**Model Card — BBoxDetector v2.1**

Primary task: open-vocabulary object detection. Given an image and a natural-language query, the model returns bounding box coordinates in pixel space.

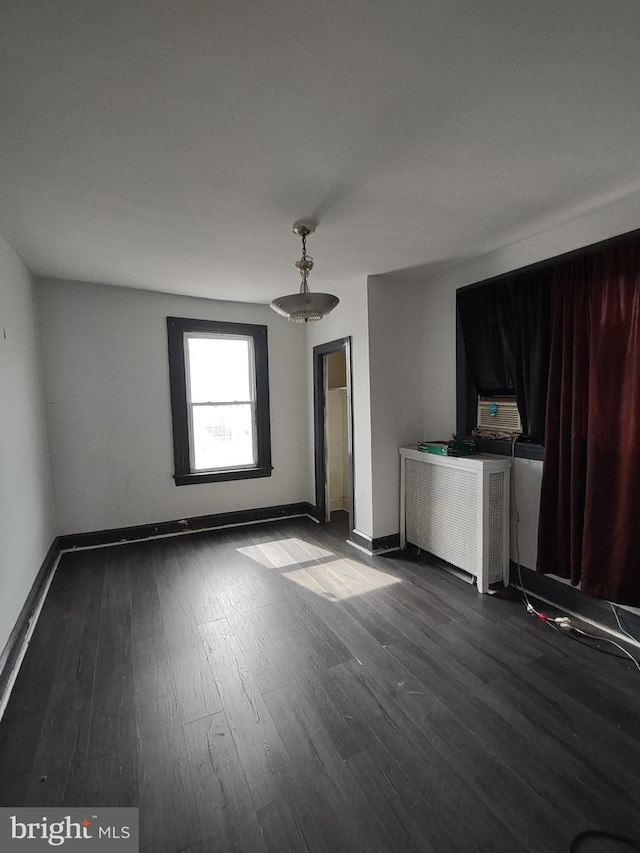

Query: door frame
[312,337,355,534]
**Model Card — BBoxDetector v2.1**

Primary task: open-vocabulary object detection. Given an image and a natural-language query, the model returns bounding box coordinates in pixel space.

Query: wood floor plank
[223,605,294,696]
[183,710,267,852]
[474,671,640,831]
[435,613,545,668]
[296,659,373,760]
[128,541,165,642]
[329,658,528,853]
[351,634,570,847]
[256,793,315,853]
[24,676,93,805]
[196,529,248,582]
[331,554,453,629]
[411,612,532,687]
[88,602,135,762]
[224,528,288,609]
[0,600,70,806]
[318,566,406,645]
[272,532,406,647]
[280,546,455,660]
[272,563,430,697]
[199,618,298,810]
[262,590,351,669]
[153,543,223,724]
[63,749,137,808]
[253,602,373,760]
[363,653,579,849]
[526,652,640,740]
[198,527,285,612]
[133,632,199,853]
[385,636,635,830]
[346,743,447,853]
[262,681,396,853]
[154,536,225,627]
[47,548,105,687]
[102,545,132,608]
[23,549,105,806]
[215,576,254,622]
[381,554,502,620]
[481,656,640,768]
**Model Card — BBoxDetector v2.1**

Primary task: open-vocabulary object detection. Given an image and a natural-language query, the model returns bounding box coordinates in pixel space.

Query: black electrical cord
[566,630,638,663]
[570,829,640,851]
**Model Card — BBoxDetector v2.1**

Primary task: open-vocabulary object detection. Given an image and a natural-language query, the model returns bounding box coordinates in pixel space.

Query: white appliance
[399,446,511,593]
[476,396,522,436]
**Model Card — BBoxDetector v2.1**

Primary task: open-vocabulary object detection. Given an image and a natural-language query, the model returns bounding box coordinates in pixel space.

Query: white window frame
[183,331,258,473]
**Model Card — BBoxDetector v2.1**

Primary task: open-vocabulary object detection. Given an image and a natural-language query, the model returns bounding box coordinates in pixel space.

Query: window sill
[461,437,544,461]
[174,466,273,486]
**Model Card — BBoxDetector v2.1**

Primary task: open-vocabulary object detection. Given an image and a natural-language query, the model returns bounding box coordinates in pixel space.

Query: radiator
[399,447,511,593]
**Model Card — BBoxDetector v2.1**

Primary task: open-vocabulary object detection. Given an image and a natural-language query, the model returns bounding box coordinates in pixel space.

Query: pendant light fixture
[270,221,339,323]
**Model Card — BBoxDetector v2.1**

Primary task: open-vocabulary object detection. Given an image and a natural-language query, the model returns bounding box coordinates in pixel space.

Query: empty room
[1,3,640,852]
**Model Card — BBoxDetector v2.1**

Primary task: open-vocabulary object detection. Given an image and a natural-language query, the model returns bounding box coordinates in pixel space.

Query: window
[456,227,640,461]
[167,317,272,485]
[456,270,551,461]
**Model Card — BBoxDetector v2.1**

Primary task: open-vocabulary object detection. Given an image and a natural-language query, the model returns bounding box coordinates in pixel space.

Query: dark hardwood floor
[1,512,639,852]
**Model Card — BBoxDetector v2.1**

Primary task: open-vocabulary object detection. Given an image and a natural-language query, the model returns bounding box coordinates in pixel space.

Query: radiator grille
[405,458,479,574]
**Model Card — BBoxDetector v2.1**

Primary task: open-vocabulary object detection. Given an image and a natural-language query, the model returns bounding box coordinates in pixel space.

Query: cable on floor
[509,438,640,673]
[611,601,639,645]
[568,625,640,674]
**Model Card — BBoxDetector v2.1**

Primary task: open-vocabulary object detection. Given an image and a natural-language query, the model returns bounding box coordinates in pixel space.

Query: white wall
[420,190,640,568]
[36,279,310,535]
[306,277,374,538]
[0,237,55,653]
[367,276,424,539]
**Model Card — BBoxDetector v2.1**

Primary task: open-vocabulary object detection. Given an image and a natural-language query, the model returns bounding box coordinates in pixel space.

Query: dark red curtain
[538,240,640,605]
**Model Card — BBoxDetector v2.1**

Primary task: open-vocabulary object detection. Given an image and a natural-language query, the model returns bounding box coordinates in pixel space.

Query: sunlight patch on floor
[282,560,402,601]
[236,538,334,569]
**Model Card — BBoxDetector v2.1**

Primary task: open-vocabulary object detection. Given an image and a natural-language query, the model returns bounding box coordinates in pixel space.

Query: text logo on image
[1,808,139,850]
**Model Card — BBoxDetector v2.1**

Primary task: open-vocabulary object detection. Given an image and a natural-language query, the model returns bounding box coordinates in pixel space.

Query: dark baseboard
[348,530,371,551]
[59,502,315,550]
[304,505,399,551]
[0,537,61,704]
[305,503,323,523]
[349,529,400,555]
[373,533,401,553]
[510,562,640,638]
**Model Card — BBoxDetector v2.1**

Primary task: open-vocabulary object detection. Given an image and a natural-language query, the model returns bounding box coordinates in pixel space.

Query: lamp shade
[270,291,339,323]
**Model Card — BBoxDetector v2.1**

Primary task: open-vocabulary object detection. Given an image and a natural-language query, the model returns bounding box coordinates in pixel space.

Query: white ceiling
[2,1,640,303]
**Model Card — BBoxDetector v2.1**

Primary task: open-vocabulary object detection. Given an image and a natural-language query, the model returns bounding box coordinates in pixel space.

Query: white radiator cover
[399,447,511,593]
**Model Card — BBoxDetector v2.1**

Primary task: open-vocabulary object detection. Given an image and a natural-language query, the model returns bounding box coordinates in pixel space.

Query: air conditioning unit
[477,396,522,436]
[399,447,511,593]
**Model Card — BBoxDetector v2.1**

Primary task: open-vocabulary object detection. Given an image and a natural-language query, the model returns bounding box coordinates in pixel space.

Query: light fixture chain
[301,232,307,260]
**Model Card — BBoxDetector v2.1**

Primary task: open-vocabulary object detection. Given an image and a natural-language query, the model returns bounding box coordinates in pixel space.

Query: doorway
[312,338,354,536]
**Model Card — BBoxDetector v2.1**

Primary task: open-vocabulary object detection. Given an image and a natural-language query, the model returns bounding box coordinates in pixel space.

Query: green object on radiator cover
[417,439,476,457]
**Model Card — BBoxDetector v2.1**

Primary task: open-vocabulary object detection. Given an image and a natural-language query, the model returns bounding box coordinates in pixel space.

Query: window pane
[191,404,255,471]
[187,336,252,403]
